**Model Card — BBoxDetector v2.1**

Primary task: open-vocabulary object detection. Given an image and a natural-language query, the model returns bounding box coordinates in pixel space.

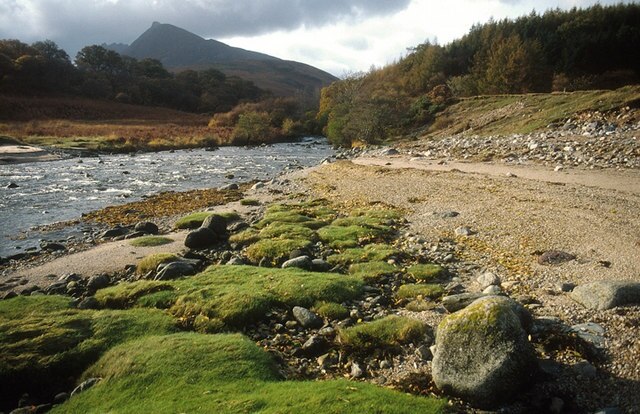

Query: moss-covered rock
[432,296,537,408]
[396,283,444,300]
[327,244,398,267]
[53,333,447,413]
[245,238,313,265]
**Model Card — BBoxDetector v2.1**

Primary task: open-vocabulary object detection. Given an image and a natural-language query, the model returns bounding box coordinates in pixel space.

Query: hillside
[119,22,337,98]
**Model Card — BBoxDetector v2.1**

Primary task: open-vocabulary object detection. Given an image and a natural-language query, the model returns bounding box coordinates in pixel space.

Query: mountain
[118,22,337,99]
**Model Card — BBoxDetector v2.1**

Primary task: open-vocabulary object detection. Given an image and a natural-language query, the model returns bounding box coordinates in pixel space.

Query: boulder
[40,242,66,252]
[154,261,196,280]
[311,259,332,272]
[201,214,227,235]
[570,281,640,310]
[292,306,323,329]
[184,227,217,249]
[477,272,501,289]
[432,296,538,408]
[282,255,313,270]
[134,221,159,234]
[87,274,110,290]
[101,226,128,239]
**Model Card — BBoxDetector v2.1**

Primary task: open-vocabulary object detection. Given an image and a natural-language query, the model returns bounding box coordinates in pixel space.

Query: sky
[0,0,634,76]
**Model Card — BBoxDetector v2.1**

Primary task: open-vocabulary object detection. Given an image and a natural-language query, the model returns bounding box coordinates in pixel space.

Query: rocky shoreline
[1,130,639,413]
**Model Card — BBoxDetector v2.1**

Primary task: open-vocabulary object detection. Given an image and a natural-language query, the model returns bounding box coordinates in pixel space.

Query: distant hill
[115,22,337,99]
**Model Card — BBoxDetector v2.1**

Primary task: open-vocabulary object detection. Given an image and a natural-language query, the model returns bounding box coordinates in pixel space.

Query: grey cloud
[0,0,411,57]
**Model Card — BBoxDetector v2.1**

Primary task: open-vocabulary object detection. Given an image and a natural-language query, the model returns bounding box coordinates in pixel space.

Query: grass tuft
[240,198,261,206]
[136,253,180,275]
[348,261,397,282]
[96,265,364,329]
[313,301,349,320]
[339,316,427,353]
[396,283,445,300]
[0,296,177,408]
[53,333,446,413]
[327,244,398,267]
[245,238,312,265]
[406,264,446,281]
[129,236,174,247]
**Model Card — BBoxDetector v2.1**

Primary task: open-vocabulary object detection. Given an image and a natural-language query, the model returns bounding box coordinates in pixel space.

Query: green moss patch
[174,211,240,229]
[258,222,317,241]
[240,198,261,206]
[136,253,179,275]
[314,301,349,320]
[228,229,260,247]
[0,296,177,407]
[54,333,446,413]
[327,244,398,267]
[245,238,313,265]
[348,261,397,282]
[339,316,427,353]
[406,264,446,281]
[129,236,173,247]
[396,284,444,300]
[96,265,364,330]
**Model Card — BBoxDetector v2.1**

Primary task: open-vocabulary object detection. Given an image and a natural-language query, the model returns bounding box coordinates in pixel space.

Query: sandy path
[10,231,188,287]
[354,156,640,194]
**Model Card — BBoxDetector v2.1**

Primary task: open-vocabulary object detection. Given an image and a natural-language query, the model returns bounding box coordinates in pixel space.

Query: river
[0,138,333,258]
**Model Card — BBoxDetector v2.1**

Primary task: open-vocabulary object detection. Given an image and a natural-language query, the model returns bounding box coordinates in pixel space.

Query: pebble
[350,362,364,378]
[455,226,474,236]
[477,272,501,289]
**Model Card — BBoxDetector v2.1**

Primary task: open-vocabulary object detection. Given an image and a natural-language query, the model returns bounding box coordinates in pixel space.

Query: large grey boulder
[292,306,323,328]
[282,255,313,270]
[570,281,640,310]
[134,221,159,234]
[432,296,538,408]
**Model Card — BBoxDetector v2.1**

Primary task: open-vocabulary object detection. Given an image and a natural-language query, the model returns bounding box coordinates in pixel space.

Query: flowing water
[0,138,333,258]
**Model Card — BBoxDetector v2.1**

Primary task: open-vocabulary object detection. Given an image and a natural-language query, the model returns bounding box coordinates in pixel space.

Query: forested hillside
[0,41,263,113]
[318,3,640,146]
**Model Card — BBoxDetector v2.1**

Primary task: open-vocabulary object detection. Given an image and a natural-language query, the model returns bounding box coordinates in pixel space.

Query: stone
[477,272,501,289]
[134,221,159,234]
[227,221,249,233]
[201,214,227,234]
[300,335,329,357]
[7,182,19,188]
[351,362,364,378]
[226,257,245,265]
[381,148,400,156]
[415,344,432,360]
[40,242,66,252]
[571,281,640,310]
[87,274,110,290]
[184,227,217,249]
[538,250,576,265]
[572,360,597,378]
[282,255,313,270]
[77,297,100,310]
[483,285,502,295]
[154,261,196,280]
[432,296,538,408]
[317,353,338,369]
[219,183,239,190]
[251,182,265,190]
[571,322,606,349]
[311,258,332,272]
[292,306,323,329]
[455,226,474,236]
[53,392,69,404]
[554,165,564,172]
[70,377,101,397]
[100,226,128,239]
[438,211,459,218]
[557,282,576,292]
[2,291,18,300]
[124,231,145,239]
[441,292,486,313]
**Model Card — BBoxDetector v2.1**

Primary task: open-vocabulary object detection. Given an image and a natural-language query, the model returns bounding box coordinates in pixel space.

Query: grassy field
[0,95,229,152]
[423,85,640,138]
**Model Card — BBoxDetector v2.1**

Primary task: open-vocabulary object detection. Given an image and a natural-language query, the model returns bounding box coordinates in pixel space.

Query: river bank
[1,142,639,412]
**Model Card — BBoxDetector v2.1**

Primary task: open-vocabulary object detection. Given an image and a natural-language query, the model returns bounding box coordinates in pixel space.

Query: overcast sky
[0,0,633,76]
